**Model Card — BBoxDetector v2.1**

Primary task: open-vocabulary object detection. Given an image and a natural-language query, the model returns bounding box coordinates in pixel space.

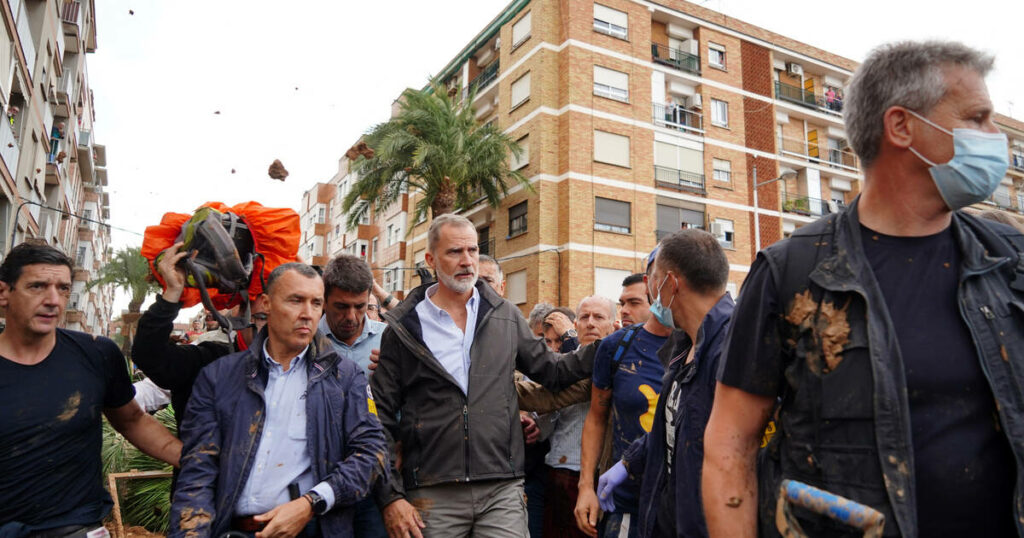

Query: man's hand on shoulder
[383,498,425,538]
[253,497,313,538]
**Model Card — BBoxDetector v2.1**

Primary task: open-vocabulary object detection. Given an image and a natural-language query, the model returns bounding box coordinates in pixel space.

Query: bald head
[575,295,616,345]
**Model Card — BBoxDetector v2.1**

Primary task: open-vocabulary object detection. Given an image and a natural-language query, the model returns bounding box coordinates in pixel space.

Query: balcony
[651,43,700,75]
[652,103,703,134]
[778,135,860,172]
[62,1,82,53]
[990,192,1013,210]
[775,81,817,109]
[781,192,843,217]
[55,72,74,117]
[466,61,499,98]
[654,165,705,194]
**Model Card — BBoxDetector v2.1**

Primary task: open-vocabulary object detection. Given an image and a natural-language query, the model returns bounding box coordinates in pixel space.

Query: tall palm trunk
[431,176,457,217]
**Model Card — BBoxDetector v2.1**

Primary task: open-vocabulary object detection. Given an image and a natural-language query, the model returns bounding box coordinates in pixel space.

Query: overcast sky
[89,0,1022,316]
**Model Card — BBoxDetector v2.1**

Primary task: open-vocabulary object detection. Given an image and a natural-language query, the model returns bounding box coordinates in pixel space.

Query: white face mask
[906,109,1009,210]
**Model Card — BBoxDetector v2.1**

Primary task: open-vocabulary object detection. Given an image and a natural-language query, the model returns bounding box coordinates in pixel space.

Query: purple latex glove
[597,461,628,512]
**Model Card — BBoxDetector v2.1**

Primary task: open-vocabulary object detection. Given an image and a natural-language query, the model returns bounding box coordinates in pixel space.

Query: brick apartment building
[302,0,1024,314]
[0,0,114,335]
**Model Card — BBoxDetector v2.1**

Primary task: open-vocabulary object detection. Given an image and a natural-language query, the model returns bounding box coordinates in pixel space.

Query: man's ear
[424,250,435,270]
[883,106,915,150]
[0,281,10,308]
[257,293,270,314]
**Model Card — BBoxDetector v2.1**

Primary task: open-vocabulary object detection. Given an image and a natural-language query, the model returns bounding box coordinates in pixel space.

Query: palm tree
[87,246,159,356]
[341,80,532,228]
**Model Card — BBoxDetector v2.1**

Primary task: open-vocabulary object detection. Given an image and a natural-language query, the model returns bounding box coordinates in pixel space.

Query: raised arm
[702,383,775,538]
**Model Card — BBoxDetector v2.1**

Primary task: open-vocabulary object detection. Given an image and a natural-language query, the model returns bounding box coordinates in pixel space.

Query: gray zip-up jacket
[371,280,596,507]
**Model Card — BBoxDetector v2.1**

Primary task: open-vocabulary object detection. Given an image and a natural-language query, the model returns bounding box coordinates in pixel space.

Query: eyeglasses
[251,313,268,322]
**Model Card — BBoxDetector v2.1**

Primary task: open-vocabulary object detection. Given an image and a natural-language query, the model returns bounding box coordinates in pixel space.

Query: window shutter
[594,66,628,90]
[594,4,628,27]
[594,130,630,167]
[596,197,630,229]
[511,72,531,106]
[512,12,531,45]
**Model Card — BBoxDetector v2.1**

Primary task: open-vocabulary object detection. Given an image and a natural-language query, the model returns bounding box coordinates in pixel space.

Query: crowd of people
[2,39,1024,538]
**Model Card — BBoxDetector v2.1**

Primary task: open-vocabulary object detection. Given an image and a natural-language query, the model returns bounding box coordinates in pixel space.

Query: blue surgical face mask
[907,109,1009,210]
[649,274,676,329]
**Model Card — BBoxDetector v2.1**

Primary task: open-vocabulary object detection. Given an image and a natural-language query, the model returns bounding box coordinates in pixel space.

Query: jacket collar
[244,327,339,379]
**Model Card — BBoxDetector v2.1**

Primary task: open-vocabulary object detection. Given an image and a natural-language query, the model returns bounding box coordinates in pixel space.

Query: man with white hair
[372,214,599,538]
[703,41,1024,537]
[542,295,616,538]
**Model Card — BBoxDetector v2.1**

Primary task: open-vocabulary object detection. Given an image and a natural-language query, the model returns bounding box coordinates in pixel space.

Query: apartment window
[508,201,528,237]
[710,99,728,127]
[76,245,87,267]
[712,159,731,183]
[507,270,527,305]
[593,66,629,102]
[654,141,703,185]
[708,43,726,69]
[656,204,705,240]
[511,72,531,109]
[595,197,631,234]
[317,206,325,223]
[511,135,529,170]
[512,11,531,48]
[595,267,631,302]
[371,238,378,262]
[593,4,628,39]
[1018,191,1024,211]
[713,218,734,248]
[594,130,630,168]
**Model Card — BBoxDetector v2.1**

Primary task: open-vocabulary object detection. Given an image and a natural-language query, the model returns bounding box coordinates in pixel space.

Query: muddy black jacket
[168,329,388,538]
[371,280,596,507]
[755,199,1024,537]
[132,296,233,428]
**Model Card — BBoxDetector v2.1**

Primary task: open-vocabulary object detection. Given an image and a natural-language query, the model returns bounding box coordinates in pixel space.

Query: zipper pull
[980,305,995,320]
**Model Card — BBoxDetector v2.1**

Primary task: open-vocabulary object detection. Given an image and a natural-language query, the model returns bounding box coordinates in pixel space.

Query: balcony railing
[478,238,495,257]
[781,192,843,217]
[654,165,705,193]
[652,103,703,134]
[991,192,1013,209]
[778,135,860,172]
[775,81,817,108]
[651,43,700,75]
[466,61,499,98]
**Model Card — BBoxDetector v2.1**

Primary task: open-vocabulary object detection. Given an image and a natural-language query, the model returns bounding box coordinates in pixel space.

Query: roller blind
[594,66,628,90]
[512,12,531,45]
[511,72,531,106]
[594,130,630,167]
[594,4,628,27]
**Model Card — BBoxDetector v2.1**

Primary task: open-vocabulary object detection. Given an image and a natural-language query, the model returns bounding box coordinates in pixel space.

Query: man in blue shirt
[576,269,670,538]
[319,254,389,538]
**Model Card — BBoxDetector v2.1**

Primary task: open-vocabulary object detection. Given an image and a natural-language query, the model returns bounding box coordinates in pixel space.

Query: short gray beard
[437,265,477,294]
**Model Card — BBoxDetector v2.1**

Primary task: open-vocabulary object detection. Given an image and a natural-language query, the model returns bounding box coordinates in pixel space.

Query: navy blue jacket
[168,330,388,538]
[622,293,734,538]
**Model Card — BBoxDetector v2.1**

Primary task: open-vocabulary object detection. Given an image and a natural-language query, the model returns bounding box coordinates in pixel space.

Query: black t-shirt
[0,330,135,530]
[861,224,1016,536]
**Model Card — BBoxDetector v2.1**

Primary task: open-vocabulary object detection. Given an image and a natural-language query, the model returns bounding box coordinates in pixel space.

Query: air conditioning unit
[494,37,501,50]
[691,94,703,109]
[710,221,725,237]
[787,62,804,76]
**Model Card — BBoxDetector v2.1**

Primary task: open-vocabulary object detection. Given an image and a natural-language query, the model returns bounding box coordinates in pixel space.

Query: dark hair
[265,262,321,295]
[543,306,576,330]
[656,229,728,295]
[622,273,644,287]
[322,254,373,296]
[0,242,74,287]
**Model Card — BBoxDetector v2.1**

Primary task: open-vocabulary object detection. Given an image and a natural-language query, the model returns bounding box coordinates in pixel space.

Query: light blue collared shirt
[414,284,479,394]
[235,342,335,515]
[318,314,386,377]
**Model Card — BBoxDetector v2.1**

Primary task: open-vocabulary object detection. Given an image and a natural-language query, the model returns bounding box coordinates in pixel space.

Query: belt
[231,516,265,532]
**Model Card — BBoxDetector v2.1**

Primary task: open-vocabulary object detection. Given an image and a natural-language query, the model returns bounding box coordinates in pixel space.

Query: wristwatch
[561,329,578,342]
[304,491,328,516]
